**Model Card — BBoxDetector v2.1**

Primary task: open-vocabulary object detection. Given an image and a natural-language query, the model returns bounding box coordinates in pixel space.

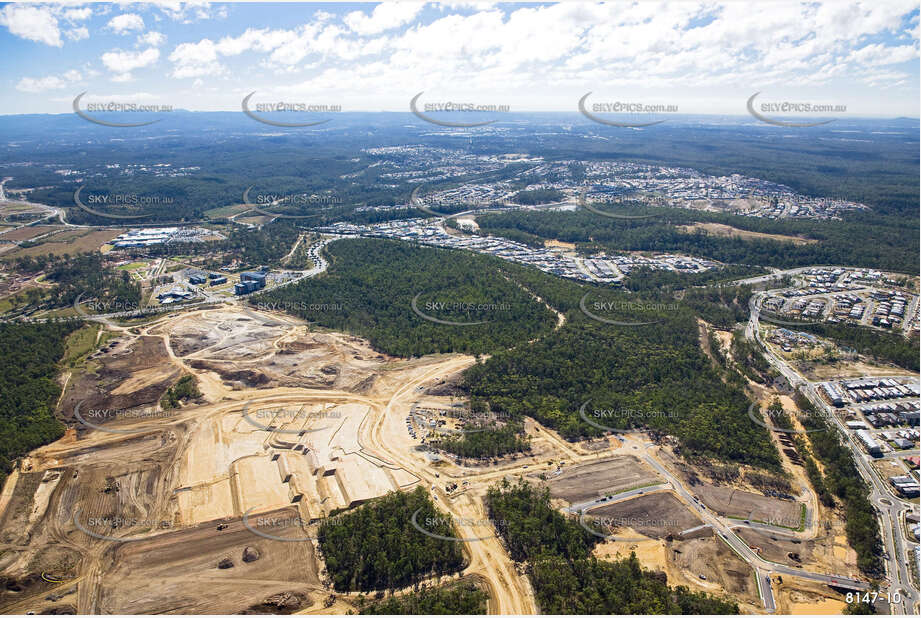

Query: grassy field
[0,225,62,242]
[4,228,124,259]
[116,261,148,271]
[62,323,101,367]
[203,203,252,218]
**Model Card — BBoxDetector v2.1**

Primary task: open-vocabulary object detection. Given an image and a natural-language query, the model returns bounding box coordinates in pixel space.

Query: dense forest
[793,391,882,576]
[0,321,80,482]
[512,188,565,204]
[317,487,466,592]
[475,207,918,274]
[7,253,141,312]
[430,420,531,460]
[263,238,779,468]
[486,479,739,614]
[461,274,780,468]
[257,239,558,357]
[357,581,488,614]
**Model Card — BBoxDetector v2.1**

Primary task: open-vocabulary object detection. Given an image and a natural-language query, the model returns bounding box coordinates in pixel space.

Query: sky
[0,1,918,117]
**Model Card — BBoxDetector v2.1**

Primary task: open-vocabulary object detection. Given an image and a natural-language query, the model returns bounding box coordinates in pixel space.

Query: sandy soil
[530,456,660,505]
[677,222,817,245]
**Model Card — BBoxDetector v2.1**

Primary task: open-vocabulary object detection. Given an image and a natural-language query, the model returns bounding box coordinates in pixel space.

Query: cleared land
[588,491,702,539]
[5,228,123,259]
[531,456,659,505]
[677,222,817,245]
[695,483,803,525]
[0,225,62,242]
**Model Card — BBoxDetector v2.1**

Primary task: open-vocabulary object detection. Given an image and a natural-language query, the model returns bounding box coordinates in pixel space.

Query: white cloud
[846,43,919,66]
[344,2,424,35]
[65,27,89,42]
[151,0,219,24]
[138,31,167,47]
[101,47,160,80]
[0,5,62,47]
[63,7,93,22]
[16,69,82,93]
[169,39,224,78]
[107,13,145,35]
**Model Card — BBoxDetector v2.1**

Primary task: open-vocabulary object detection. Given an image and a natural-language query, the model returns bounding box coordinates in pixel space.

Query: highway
[748,290,920,614]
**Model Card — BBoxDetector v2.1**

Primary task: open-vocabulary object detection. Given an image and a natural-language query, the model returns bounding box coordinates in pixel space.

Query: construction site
[0,303,877,615]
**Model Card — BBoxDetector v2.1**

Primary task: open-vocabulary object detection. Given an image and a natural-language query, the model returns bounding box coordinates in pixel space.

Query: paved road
[1,236,341,326]
[749,291,920,614]
[563,483,671,514]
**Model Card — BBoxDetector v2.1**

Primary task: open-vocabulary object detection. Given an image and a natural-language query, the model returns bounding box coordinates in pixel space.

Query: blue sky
[0,1,918,116]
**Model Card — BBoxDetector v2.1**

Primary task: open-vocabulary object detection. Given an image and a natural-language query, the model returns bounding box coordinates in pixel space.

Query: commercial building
[234,271,268,295]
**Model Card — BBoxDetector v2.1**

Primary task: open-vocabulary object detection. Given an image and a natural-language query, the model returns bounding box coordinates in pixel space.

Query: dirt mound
[187,360,271,387]
[243,591,310,614]
[277,340,324,353]
[242,547,260,563]
[350,375,377,394]
[425,373,466,397]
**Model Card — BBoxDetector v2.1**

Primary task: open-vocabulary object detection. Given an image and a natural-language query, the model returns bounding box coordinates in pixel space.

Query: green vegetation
[358,581,488,614]
[682,285,754,330]
[261,238,777,467]
[431,421,531,460]
[144,222,301,268]
[475,208,917,274]
[61,323,101,366]
[160,375,201,409]
[793,390,882,575]
[464,292,781,468]
[730,328,773,384]
[6,253,140,312]
[486,479,739,614]
[787,322,918,372]
[486,479,598,562]
[317,487,465,592]
[512,188,564,205]
[258,238,558,357]
[843,600,877,615]
[0,321,80,482]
